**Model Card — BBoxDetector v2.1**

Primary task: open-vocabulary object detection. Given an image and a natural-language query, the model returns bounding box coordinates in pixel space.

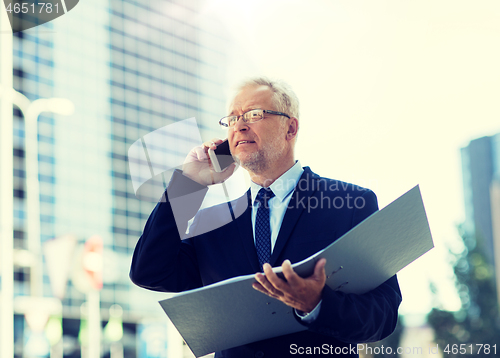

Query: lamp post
[3,88,74,298]
[20,95,75,297]
[0,85,74,357]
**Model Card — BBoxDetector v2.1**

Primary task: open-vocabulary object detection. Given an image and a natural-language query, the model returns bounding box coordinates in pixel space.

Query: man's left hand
[253,258,327,313]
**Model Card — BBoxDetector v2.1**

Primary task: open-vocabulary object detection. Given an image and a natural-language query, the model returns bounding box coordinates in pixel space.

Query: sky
[200,0,500,318]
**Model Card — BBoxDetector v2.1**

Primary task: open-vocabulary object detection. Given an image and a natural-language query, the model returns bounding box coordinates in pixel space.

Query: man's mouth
[236,140,255,146]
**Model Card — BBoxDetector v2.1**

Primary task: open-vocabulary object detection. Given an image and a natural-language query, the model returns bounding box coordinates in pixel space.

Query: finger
[252,281,267,293]
[252,281,276,296]
[212,138,225,146]
[252,283,281,299]
[194,146,209,161]
[201,142,215,155]
[202,138,224,151]
[281,259,302,287]
[254,272,272,289]
[263,264,289,292]
[255,271,285,297]
[313,258,327,281]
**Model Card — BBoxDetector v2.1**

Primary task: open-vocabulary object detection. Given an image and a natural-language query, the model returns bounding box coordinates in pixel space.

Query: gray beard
[232,123,288,174]
[233,150,269,174]
[233,136,287,174]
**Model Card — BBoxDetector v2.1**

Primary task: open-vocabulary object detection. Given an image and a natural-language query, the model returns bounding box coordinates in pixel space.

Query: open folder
[159,185,434,357]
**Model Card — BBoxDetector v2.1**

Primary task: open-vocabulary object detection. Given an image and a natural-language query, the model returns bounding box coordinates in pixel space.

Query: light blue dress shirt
[250,161,304,251]
[250,161,321,322]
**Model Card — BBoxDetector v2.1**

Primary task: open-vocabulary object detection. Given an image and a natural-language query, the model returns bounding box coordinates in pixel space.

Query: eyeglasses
[219,109,290,128]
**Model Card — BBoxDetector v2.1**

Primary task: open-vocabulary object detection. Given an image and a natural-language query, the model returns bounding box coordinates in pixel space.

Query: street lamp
[19,94,75,297]
[0,86,74,357]
[3,87,75,297]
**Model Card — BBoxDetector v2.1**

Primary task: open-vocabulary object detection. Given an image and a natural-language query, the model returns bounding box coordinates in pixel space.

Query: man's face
[227,85,289,174]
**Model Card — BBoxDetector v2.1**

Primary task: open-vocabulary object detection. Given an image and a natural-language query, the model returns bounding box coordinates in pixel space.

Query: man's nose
[232,116,249,132]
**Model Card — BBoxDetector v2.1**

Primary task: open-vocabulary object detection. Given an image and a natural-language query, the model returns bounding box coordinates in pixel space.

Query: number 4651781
[443,344,496,355]
[5,2,59,14]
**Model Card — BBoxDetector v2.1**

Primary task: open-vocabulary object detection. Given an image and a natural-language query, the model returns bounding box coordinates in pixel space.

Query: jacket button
[255,351,264,358]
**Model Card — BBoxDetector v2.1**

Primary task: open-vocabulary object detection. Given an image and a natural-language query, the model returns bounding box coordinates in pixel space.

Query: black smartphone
[208,140,235,172]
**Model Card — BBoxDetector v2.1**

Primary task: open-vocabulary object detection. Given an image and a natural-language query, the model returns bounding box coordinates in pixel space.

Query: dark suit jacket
[130,167,402,357]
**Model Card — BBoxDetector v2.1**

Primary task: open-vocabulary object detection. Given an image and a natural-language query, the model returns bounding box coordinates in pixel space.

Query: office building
[461,134,500,263]
[9,0,228,356]
[461,133,500,304]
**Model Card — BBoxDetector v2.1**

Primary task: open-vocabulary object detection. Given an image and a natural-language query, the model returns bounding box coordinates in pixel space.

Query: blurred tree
[427,224,500,357]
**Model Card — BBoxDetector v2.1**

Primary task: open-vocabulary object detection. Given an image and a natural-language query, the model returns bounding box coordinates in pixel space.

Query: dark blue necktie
[255,188,275,269]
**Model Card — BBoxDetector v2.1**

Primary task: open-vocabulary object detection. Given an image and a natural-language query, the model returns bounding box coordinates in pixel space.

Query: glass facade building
[461,132,500,311]
[461,133,500,266]
[8,0,229,356]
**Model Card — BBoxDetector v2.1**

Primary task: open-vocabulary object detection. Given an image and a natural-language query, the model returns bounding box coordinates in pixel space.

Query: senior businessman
[130,77,402,357]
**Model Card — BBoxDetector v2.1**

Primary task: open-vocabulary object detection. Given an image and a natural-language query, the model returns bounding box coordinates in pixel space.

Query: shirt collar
[250,161,304,204]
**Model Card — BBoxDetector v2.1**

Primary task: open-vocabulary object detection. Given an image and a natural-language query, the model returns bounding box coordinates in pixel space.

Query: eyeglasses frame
[219,109,291,128]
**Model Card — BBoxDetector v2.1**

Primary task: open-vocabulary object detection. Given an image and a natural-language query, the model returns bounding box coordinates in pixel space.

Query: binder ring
[334,282,349,291]
[326,266,343,279]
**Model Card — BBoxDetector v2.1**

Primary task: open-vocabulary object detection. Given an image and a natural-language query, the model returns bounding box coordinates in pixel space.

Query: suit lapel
[270,167,318,266]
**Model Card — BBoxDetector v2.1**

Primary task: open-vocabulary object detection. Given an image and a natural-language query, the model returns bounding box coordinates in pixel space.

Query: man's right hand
[182,138,237,186]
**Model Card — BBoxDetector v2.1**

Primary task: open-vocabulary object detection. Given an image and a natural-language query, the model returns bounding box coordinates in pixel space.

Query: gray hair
[233,77,300,119]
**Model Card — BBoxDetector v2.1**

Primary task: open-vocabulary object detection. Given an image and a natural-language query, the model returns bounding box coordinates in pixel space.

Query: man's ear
[286,117,299,141]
